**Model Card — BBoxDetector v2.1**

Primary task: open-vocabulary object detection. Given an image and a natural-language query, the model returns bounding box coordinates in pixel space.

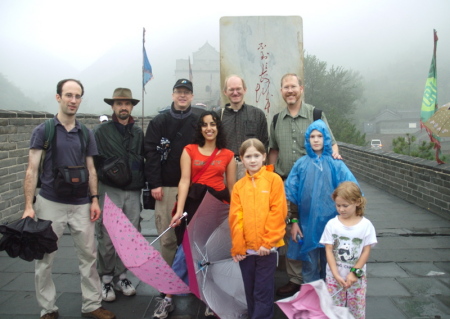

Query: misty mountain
[0,73,42,111]
[0,35,184,116]
[0,36,80,111]
[76,38,183,116]
[2,33,449,121]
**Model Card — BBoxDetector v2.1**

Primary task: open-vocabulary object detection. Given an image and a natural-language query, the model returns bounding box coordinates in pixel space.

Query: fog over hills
[1,36,179,116]
[1,19,450,121]
[0,36,79,111]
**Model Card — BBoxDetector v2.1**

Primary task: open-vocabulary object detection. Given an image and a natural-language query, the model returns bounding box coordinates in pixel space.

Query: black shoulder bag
[100,131,133,188]
[52,127,90,198]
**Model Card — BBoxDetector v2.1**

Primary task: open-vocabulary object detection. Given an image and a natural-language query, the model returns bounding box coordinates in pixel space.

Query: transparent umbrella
[182,192,247,319]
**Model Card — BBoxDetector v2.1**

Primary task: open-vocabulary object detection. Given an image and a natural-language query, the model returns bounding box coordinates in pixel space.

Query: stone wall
[0,110,151,224]
[1,110,449,225]
[339,142,450,220]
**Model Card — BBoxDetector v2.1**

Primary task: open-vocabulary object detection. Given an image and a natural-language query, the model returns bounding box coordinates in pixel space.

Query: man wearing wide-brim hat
[93,87,145,302]
[103,88,140,107]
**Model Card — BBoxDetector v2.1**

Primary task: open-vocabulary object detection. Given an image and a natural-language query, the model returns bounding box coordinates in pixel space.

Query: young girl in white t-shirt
[320,181,377,319]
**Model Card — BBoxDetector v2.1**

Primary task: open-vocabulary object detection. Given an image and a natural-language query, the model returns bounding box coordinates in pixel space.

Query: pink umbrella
[102,194,190,294]
[276,280,355,319]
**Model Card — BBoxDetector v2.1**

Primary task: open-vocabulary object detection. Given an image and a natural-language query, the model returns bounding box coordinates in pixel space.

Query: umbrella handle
[330,287,344,298]
[198,248,279,271]
[150,212,188,245]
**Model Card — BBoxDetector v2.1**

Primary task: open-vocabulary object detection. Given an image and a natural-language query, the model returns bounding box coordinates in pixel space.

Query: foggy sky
[1,0,449,115]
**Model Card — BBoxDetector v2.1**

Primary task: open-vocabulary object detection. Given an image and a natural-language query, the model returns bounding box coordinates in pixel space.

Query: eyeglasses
[173,90,192,96]
[226,88,243,93]
[64,93,82,100]
[281,85,299,91]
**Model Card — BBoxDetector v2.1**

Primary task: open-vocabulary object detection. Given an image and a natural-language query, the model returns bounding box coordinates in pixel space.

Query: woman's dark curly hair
[193,110,227,149]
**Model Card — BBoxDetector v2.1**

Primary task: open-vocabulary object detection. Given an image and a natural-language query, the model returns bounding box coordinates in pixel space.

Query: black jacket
[93,117,145,190]
[144,104,198,189]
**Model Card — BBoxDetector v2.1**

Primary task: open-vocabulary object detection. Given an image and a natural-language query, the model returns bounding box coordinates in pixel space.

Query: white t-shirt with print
[320,216,377,278]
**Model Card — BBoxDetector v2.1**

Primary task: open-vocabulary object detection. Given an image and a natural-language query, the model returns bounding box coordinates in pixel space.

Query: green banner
[420,30,438,123]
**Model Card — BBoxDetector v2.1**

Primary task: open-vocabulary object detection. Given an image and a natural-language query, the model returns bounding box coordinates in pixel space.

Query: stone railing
[339,142,450,220]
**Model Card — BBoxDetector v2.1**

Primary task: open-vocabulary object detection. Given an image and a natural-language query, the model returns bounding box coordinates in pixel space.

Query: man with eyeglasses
[21,79,116,319]
[268,73,341,298]
[221,75,269,179]
[144,79,198,319]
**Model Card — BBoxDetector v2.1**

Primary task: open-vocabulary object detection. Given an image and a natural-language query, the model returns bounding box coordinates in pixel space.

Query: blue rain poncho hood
[285,119,359,260]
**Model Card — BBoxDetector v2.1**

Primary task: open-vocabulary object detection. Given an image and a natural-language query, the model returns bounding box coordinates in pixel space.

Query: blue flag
[143,47,153,88]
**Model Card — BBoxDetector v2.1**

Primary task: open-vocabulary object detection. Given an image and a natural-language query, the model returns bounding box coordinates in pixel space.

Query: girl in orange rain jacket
[229,138,287,319]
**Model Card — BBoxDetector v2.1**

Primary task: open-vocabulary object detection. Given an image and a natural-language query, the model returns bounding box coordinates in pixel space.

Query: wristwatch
[350,267,364,278]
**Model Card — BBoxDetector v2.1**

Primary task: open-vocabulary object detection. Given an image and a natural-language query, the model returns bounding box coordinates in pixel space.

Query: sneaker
[153,297,175,319]
[102,282,116,302]
[82,307,116,319]
[205,306,216,317]
[40,312,59,319]
[115,278,136,296]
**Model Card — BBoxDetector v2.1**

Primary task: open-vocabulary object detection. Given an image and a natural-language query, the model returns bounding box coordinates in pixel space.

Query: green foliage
[332,118,367,146]
[392,135,416,154]
[304,54,366,146]
[392,134,447,161]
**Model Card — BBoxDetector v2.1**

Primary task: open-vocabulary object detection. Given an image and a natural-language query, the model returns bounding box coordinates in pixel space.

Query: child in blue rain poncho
[285,119,359,283]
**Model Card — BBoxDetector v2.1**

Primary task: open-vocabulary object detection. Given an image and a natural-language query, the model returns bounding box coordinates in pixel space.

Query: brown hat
[104,88,140,106]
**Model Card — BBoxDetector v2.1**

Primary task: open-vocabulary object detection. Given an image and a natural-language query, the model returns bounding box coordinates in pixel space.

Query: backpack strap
[50,123,88,168]
[273,113,279,130]
[313,108,322,121]
[79,123,90,148]
[38,119,55,186]
[273,107,321,130]
[42,118,55,151]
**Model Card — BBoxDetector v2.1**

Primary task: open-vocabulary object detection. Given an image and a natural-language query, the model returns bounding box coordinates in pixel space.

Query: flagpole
[142,28,154,129]
[188,56,193,82]
[142,28,145,129]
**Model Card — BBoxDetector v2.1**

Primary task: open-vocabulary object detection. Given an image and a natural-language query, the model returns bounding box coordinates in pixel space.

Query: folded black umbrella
[0,217,58,262]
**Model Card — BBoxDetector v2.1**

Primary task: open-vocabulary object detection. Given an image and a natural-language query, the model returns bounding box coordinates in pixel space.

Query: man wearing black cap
[93,88,145,302]
[144,79,198,318]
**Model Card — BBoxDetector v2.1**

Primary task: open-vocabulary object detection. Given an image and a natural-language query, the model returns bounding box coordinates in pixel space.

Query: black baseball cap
[173,79,193,93]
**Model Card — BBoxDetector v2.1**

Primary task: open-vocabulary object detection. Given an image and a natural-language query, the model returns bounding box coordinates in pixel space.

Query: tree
[392,134,446,161]
[304,54,366,145]
[392,134,416,155]
[332,118,367,146]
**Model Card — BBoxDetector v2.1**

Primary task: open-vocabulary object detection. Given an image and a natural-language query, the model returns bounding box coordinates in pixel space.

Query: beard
[117,111,130,120]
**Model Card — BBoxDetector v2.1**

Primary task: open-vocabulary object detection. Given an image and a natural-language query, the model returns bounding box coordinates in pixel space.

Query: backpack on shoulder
[38,118,91,198]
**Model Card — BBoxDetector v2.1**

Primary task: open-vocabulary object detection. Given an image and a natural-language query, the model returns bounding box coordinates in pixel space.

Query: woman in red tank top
[171,110,236,229]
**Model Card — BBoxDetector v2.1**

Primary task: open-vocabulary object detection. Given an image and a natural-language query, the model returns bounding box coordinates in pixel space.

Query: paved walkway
[0,180,449,319]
